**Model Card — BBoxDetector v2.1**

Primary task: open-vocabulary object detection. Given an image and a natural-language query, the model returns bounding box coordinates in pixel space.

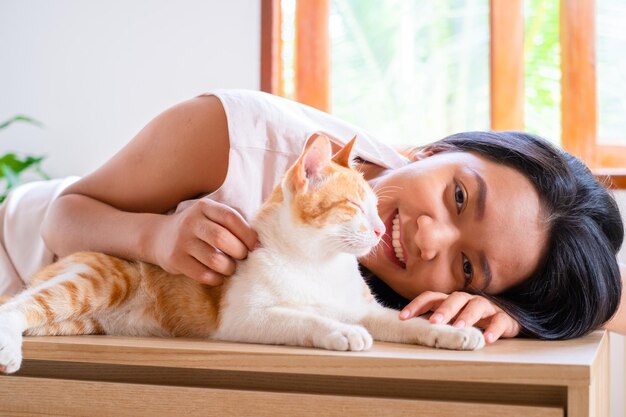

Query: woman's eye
[454,184,466,213]
[462,255,473,287]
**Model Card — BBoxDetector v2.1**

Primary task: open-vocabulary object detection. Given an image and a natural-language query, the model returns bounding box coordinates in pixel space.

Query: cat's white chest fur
[213,248,370,343]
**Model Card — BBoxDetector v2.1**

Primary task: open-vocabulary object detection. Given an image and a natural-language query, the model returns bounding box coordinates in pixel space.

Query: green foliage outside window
[281,0,623,147]
[524,0,560,144]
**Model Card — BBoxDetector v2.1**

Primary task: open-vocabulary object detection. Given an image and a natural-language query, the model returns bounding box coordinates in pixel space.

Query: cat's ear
[292,133,333,191]
[331,135,357,168]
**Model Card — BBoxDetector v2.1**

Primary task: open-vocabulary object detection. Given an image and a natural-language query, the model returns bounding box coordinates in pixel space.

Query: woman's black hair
[409,131,624,340]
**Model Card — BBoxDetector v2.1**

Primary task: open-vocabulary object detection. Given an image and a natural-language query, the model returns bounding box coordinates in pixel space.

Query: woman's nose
[414,214,458,261]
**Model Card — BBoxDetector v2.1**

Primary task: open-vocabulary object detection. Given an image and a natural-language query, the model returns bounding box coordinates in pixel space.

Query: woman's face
[362,151,549,298]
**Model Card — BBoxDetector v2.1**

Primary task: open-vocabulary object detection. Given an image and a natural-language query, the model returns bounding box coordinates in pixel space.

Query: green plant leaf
[0,115,44,130]
[0,154,46,178]
[0,164,19,189]
[0,114,50,200]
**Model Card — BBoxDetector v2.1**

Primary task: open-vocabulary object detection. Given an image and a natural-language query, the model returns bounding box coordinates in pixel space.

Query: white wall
[0,0,260,177]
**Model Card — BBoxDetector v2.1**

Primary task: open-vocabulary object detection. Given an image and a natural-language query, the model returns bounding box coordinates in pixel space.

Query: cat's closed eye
[346,200,365,214]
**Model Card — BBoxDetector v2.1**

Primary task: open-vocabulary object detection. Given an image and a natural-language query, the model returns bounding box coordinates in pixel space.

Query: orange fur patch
[90,319,105,335]
[108,282,124,308]
[290,163,367,228]
[6,249,225,338]
[25,310,46,326]
[140,263,224,337]
[62,281,80,309]
[33,294,55,323]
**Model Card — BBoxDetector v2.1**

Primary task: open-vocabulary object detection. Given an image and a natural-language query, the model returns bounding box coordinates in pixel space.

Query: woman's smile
[391,212,408,265]
[382,209,407,269]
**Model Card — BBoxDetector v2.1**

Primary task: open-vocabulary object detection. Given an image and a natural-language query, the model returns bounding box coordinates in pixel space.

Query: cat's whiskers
[325,227,380,256]
[325,231,353,252]
[374,185,401,192]
[373,185,402,195]
[377,237,391,252]
[327,241,355,256]
[373,189,396,198]
[373,189,400,202]
[360,244,383,262]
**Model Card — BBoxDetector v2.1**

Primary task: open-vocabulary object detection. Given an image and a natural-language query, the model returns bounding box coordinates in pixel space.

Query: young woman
[0,90,623,343]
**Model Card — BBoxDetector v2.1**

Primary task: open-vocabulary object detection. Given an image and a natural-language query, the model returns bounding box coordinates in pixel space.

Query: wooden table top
[22,330,607,387]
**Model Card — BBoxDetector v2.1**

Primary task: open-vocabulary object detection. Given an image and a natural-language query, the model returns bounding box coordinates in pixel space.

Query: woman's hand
[152,198,258,286]
[399,291,521,344]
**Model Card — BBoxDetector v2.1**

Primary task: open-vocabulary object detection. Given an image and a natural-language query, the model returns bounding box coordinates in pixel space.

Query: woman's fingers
[195,219,249,261]
[399,291,448,319]
[155,198,259,285]
[200,199,259,251]
[178,255,225,286]
[451,297,496,328]
[481,312,521,343]
[402,292,488,326]
[401,291,522,344]
[189,239,237,277]
[427,292,474,325]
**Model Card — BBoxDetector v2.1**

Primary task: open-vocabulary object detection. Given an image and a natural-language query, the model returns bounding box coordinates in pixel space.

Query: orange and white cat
[0,134,484,374]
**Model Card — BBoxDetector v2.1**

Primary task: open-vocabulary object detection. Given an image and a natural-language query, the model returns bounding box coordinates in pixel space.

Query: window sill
[593,169,626,189]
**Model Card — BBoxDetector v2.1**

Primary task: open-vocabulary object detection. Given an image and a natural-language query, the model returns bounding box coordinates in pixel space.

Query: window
[261,0,626,187]
[597,0,626,146]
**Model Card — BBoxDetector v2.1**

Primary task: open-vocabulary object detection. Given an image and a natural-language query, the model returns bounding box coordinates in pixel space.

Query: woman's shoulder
[204,89,410,170]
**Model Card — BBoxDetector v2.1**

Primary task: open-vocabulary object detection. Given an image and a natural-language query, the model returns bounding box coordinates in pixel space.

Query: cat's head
[279,133,385,257]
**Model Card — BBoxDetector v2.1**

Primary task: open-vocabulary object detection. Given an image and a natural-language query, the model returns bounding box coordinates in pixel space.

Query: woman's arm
[41,95,257,285]
[603,263,626,333]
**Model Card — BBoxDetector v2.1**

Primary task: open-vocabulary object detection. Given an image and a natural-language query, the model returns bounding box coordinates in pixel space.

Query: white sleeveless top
[0,89,409,296]
[174,89,409,220]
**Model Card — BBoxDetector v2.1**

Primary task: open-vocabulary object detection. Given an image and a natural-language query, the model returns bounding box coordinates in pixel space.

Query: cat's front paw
[319,324,373,351]
[0,325,23,374]
[428,325,485,351]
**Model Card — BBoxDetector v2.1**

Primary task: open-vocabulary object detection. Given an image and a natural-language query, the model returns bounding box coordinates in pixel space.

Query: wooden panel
[595,148,626,188]
[589,333,609,417]
[490,0,525,131]
[567,386,589,417]
[261,0,283,95]
[560,0,597,166]
[593,169,626,189]
[295,0,330,111]
[18,332,606,386]
[597,145,626,170]
[14,360,567,409]
[0,376,564,417]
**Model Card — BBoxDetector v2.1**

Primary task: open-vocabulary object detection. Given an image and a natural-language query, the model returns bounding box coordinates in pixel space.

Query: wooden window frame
[261,0,626,188]
[261,0,283,96]
[490,0,525,132]
[560,0,626,188]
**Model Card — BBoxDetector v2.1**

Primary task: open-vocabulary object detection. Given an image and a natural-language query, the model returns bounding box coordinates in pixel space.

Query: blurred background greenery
[0,116,49,202]
[281,0,625,148]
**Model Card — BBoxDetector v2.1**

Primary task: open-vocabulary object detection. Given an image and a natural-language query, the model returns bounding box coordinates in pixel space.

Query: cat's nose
[373,217,385,239]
